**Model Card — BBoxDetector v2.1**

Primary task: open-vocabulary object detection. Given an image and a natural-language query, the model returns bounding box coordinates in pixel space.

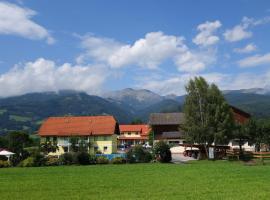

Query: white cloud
[0,58,109,97]
[78,32,187,69]
[0,2,54,44]
[238,53,270,67]
[233,43,257,53]
[77,32,215,73]
[193,20,222,46]
[174,49,216,72]
[224,16,270,42]
[223,25,252,42]
[136,71,270,96]
[136,73,228,95]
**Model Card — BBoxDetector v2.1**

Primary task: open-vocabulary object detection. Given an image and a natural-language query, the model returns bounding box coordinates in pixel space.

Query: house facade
[119,125,150,145]
[38,116,119,155]
[149,113,185,144]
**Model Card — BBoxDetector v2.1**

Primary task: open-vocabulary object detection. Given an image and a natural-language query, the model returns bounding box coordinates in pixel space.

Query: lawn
[0,161,270,200]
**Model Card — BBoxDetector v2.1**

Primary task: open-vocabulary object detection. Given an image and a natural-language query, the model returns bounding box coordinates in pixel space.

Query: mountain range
[0,88,270,134]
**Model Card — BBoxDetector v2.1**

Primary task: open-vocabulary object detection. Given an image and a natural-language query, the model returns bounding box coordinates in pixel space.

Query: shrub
[0,160,10,168]
[111,157,126,164]
[32,153,47,167]
[77,152,90,165]
[89,155,96,164]
[144,151,153,163]
[59,153,74,165]
[18,157,35,167]
[24,146,40,156]
[96,156,109,164]
[153,141,172,163]
[0,155,8,161]
[45,157,60,166]
[126,145,152,163]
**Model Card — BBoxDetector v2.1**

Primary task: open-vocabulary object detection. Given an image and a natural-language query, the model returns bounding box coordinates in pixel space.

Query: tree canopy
[183,77,234,157]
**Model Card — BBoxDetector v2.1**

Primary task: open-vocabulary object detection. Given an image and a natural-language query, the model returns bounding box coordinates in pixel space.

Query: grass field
[0,161,270,200]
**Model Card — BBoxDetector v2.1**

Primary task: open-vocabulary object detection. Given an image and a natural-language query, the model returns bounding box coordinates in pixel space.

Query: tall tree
[183,77,234,158]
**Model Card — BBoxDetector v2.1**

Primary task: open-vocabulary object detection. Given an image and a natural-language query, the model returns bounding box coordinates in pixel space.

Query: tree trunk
[204,144,209,159]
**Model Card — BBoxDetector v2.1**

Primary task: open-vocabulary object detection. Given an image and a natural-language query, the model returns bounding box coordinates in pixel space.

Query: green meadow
[0,161,269,200]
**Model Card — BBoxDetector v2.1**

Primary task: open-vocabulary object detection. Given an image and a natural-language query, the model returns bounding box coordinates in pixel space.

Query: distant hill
[1,88,270,134]
[0,91,133,134]
[224,92,270,118]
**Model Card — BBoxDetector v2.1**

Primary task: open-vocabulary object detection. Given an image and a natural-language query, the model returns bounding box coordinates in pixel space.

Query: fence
[252,152,270,163]
[226,150,270,162]
[96,153,126,160]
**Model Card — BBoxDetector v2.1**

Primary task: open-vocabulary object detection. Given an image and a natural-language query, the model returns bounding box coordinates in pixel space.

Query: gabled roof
[119,125,150,136]
[230,106,251,124]
[149,113,185,125]
[38,116,118,136]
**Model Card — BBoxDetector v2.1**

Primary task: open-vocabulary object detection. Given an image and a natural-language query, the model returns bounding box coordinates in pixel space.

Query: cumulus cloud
[0,58,109,97]
[77,32,215,73]
[223,24,252,42]
[224,16,270,42]
[174,49,216,72]
[136,71,270,96]
[0,2,54,44]
[233,43,257,53]
[77,32,187,69]
[193,20,222,46]
[238,53,270,67]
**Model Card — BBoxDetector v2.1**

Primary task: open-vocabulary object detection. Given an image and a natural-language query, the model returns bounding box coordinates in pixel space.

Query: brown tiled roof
[38,116,118,136]
[230,105,251,124]
[119,125,150,136]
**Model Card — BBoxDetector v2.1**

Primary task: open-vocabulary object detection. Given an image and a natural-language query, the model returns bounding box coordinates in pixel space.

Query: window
[128,132,131,135]
[104,146,108,151]
[135,132,139,135]
[63,147,68,153]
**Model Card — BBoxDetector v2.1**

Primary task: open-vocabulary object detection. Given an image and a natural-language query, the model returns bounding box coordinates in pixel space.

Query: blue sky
[0,0,270,97]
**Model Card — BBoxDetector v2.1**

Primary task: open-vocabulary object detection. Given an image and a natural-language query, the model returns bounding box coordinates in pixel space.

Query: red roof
[38,116,118,136]
[119,125,150,136]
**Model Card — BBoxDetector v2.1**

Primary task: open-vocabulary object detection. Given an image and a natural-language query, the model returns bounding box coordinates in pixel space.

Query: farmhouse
[38,116,119,155]
[149,113,185,144]
[119,124,150,145]
[149,106,252,148]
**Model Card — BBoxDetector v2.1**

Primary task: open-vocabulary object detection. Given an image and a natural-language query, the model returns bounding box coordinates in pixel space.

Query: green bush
[111,157,126,164]
[32,153,47,167]
[59,153,74,165]
[0,155,8,161]
[77,152,90,165]
[96,156,109,164]
[0,160,10,168]
[89,155,96,164]
[153,141,172,163]
[45,157,60,166]
[24,146,40,156]
[126,145,152,163]
[18,157,35,167]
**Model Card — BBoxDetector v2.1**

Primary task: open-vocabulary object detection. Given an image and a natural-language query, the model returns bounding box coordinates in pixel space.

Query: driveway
[171,153,197,164]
